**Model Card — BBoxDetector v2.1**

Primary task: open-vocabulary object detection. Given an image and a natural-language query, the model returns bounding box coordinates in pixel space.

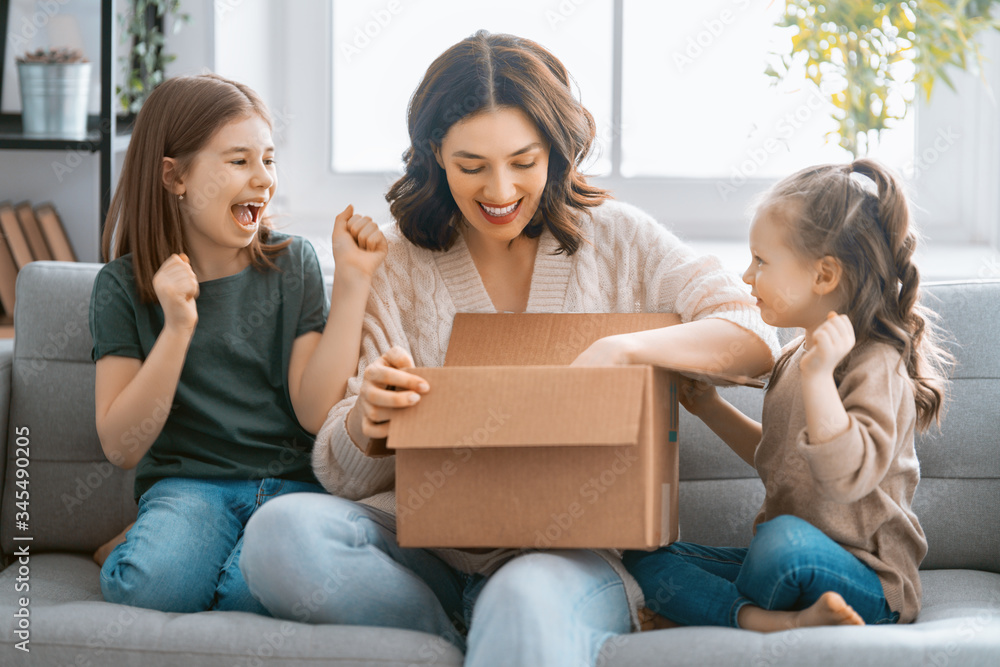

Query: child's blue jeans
[100,477,326,614]
[623,514,899,628]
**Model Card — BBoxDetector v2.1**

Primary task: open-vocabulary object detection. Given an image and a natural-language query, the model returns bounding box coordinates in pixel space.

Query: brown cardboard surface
[389,366,645,449]
[389,313,692,550]
[445,312,681,366]
[392,364,678,549]
[446,312,764,387]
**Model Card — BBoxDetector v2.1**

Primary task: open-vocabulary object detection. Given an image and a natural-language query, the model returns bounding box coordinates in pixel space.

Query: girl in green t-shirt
[89,73,385,614]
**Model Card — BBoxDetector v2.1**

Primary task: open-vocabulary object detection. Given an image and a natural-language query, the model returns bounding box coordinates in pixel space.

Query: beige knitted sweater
[756,339,927,623]
[311,199,780,624]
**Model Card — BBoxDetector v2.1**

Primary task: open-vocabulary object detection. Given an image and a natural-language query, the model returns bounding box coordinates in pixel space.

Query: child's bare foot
[795,591,865,628]
[738,591,865,632]
[637,607,681,631]
[92,522,134,567]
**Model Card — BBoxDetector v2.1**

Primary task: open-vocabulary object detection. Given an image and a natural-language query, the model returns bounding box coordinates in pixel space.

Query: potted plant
[117,0,189,122]
[768,0,1000,157]
[16,48,92,139]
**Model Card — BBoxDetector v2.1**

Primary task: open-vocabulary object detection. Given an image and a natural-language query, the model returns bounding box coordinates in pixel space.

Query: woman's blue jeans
[239,493,632,667]
[623,515,899,628]
[100,477,326,614]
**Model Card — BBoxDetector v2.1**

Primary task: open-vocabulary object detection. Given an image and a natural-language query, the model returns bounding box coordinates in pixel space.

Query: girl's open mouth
[230,201,265,231]
[478,199,521,225]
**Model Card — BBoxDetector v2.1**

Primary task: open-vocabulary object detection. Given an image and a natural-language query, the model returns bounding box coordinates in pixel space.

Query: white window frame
[267,0,1000,247]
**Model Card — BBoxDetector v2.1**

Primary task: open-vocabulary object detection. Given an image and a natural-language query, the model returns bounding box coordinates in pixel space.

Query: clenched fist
[800,312,855,378]
[153,253,199,334]
[332,204,388,281]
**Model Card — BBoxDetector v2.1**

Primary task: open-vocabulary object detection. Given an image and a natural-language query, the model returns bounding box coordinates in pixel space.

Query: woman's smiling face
[434,106,550,245]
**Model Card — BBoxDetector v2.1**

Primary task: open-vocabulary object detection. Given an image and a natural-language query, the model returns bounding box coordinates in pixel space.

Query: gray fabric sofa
[0,260,997,666]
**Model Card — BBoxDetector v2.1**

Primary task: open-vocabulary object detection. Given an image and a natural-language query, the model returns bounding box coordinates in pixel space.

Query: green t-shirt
[89,233,327,499]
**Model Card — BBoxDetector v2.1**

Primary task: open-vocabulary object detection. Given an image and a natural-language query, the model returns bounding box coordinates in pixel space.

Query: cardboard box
[387,313,761,550]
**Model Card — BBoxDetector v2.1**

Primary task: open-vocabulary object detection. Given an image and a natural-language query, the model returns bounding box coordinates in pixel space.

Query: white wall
[164,0,215,77]
[912,30,1000,246]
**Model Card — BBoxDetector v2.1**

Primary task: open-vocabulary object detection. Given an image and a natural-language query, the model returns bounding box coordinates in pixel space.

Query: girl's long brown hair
[102,73,290,303]
[386,30,610,254]
[765,159,953,431]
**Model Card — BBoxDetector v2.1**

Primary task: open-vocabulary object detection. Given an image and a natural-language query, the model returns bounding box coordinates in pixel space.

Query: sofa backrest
[0,263,997,573]
[677,280,1000,574]
[0,262,134,556]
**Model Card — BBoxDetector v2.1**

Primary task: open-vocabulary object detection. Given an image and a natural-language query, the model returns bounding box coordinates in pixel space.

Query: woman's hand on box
[355,346,429,439]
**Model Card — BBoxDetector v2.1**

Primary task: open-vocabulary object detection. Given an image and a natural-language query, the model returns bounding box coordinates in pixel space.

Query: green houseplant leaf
[116,0,190,118]
[771,0,1000,157]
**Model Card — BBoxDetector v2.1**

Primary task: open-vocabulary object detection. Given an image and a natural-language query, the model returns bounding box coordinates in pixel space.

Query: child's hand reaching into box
[569,334,635,367]
[678,377,719,418]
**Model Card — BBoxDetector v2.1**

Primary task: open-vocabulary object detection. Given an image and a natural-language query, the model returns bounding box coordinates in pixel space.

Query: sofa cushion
[0,553,463,666]
[1,555,994,667]
[597,569,1000,667]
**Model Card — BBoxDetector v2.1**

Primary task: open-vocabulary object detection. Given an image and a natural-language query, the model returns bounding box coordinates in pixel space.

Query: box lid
[444,313,681,366]
[444,312,764,387]
[388,366,650,449]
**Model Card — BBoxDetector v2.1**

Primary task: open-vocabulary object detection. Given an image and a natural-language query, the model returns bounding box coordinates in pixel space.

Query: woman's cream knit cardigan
[312,199,780,627]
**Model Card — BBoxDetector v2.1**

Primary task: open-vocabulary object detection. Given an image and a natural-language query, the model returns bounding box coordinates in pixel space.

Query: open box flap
[444,313,682,366]
[388,366,648,449]
[444,312,765,388]
[649,362,766,389]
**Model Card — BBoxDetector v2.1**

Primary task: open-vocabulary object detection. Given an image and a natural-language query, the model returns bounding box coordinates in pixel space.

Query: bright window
[330,0,614,174]
[621,0,913,179]
[330,0,914,179]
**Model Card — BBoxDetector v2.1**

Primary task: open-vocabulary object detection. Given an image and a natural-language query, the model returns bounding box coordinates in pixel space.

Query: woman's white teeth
[481,201,518,216]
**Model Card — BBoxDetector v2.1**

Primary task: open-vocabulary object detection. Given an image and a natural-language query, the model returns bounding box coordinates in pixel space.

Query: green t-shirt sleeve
[90,264,144,362]
[296,239,328,338]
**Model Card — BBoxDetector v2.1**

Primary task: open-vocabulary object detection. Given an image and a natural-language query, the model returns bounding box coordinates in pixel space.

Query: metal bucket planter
[16,61,92,138]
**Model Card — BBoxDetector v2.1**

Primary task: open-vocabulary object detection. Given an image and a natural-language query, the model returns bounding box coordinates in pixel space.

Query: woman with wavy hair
[240,31,778,666]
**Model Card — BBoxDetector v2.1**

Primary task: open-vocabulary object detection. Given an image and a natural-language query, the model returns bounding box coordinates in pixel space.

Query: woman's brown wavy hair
[102,73,290,303]
[386,30,610,253]
[765,159,953,431]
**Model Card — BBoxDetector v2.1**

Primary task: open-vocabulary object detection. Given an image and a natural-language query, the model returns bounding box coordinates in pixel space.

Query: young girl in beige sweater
[624,159,953,631]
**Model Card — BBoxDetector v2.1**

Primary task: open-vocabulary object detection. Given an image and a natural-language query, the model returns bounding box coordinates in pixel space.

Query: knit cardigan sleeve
[310,234,413,499]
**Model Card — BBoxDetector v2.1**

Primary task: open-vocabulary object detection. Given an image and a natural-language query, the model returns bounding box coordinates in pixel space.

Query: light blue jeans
[239,493,631,666]
[100,477,326,613]
[623,514,899,628]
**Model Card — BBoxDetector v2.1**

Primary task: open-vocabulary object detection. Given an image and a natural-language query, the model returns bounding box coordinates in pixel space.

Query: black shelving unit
[0,0,130,237]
